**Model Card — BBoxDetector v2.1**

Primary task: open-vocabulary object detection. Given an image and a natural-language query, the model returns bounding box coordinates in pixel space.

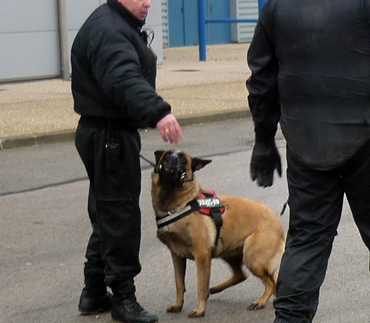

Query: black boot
[78,273,112,315]
[111,280,158,323]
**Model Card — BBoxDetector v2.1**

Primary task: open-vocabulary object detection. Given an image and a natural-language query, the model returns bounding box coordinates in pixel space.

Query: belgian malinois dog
[151,150,285,318]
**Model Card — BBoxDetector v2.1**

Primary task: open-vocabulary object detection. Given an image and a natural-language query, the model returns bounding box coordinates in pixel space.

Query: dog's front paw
[188,309,205,318]
[247,302,265,311]
[166,303,183,313]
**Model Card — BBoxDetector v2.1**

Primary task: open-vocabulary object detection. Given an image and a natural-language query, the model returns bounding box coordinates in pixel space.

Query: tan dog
[151,150,285,318]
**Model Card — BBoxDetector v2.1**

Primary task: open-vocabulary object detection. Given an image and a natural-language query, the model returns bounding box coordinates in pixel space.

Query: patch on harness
[197,190,225,216]
[197,198,223,208]
[196,190,225,246]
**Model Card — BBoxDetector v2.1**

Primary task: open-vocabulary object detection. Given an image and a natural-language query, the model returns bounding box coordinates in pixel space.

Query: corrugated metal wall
[231,0,258,43]
[161,0,169,48]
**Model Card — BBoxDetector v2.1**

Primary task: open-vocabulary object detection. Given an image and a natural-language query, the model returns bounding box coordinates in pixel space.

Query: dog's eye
[177,153,185,160]
[179,155,188,165]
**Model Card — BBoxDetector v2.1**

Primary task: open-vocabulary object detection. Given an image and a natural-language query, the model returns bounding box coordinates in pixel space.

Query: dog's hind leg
[167,251,186,313]
[246,267,276,310]
[243,236,278,310]
[209,256,247,294]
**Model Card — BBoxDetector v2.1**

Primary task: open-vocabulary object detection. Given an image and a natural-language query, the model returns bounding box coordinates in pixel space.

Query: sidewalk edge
[0,109,251,150]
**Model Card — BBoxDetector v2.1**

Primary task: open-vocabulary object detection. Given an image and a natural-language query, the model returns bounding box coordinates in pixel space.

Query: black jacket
[71,0,171,129]
[247,0,370,169]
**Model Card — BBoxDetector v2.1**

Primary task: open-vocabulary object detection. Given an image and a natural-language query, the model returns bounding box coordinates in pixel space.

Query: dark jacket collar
[107,0,146,29]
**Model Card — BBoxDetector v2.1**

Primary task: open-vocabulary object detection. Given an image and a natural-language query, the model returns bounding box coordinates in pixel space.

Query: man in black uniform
[71,0,182,322]
[246,0,370,322]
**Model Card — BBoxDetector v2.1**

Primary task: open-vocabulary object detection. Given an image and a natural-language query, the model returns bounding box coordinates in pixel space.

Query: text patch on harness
[197,189,225,216]
[197,197,223,209]
[197,190,225,246]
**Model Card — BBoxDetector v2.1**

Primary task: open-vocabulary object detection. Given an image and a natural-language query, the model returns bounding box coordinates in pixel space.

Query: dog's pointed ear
[192,157,212,172]
[154,150,166,165]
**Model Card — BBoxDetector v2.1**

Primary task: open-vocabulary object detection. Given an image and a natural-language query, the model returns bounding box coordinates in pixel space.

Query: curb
[0,109,251,150]
[0,130,76,150]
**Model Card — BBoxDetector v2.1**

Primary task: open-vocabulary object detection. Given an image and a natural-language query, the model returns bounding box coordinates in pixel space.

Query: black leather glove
[250,143,282,187]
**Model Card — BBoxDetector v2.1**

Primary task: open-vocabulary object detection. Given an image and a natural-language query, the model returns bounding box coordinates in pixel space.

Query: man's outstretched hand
[157,114,183,144]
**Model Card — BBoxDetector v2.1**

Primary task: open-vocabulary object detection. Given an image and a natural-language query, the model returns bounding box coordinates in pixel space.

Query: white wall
[0,0,60,81]
[145,1,164,64]
[0,0,163,82]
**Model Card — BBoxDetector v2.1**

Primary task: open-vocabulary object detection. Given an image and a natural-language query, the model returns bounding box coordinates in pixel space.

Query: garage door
[0,0,105,82]
[0,0,60,82]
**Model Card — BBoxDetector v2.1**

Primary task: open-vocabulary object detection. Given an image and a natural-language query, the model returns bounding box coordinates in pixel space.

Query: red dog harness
[156,189,225,245]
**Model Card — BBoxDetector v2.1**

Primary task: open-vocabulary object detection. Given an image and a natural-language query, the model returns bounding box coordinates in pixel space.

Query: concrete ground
[1,120,370,323]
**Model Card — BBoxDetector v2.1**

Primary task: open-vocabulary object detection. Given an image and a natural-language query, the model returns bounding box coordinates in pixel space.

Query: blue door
[208,0,231,44]
[168,0,198,47]
[168,0,231,47]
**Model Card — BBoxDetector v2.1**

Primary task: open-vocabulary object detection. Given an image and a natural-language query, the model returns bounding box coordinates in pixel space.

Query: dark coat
[71,0,170,129]
[247,0,370,169]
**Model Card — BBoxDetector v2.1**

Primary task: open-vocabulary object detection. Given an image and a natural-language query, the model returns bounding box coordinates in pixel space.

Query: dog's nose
[165,155,179,169]
[159,156,183,182]
[162,162,179,176]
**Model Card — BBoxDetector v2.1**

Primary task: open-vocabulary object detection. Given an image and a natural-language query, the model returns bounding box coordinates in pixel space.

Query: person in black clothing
[246,0,370,322]
[71,0,182,322]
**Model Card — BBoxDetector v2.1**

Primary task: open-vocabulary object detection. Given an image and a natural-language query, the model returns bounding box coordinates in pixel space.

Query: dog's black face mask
[155,150,188,185]
[154,150,212,187]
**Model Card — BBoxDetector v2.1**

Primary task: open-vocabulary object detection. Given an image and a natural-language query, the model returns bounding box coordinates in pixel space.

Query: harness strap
[156,201,198,229]
[156,190,225,246]
[209,208,223,245]
[196,190,224,246]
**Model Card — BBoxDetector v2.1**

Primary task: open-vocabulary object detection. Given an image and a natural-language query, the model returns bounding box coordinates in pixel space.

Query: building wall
[145,0,164,64]
[0,0,163,82]
[161,0,258,48]
[0,0,259,82]
[0,0,61,82]
[231,0,259,43]
[161,1,169,48]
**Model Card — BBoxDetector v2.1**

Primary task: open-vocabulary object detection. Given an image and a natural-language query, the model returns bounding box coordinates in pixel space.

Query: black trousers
[75,119,142,287]
[274,139,370,323]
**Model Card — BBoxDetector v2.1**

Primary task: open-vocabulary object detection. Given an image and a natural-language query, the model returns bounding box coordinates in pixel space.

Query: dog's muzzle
[156,150,188,184]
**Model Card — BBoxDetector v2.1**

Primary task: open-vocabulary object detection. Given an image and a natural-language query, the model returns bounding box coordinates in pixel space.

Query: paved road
[0,119,369,323]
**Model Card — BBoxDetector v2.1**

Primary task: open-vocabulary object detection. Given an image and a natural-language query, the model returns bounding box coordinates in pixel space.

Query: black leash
[140,154,156,167]
[280,200,288,216]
